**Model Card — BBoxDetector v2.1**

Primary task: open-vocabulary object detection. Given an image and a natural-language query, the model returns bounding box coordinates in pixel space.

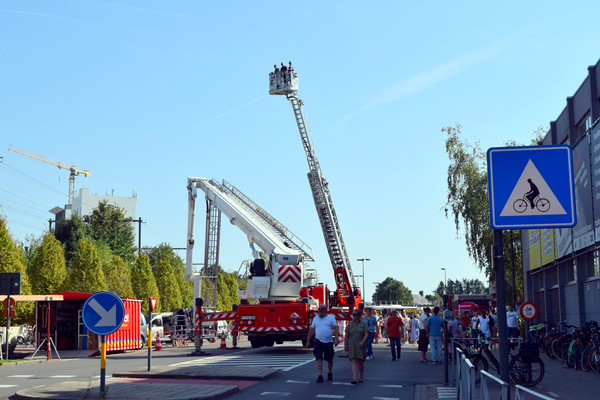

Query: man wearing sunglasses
[307,304,340,383]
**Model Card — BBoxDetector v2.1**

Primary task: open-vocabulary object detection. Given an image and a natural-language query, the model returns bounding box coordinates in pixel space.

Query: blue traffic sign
[82,291,125,336]
[487,145,576,229]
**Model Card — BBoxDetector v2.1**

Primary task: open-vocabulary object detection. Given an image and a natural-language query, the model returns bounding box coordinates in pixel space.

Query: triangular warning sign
[290,312,301,318]
[500,160,567,217]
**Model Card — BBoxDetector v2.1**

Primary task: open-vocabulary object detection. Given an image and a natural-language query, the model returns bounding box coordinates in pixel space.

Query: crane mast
[8,145,90,205]
[269,68,360,308]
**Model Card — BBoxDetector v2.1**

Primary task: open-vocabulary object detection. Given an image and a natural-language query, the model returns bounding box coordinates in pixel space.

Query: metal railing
[480,370,508,400]
[515,386,554,400]
[454,337,548,400]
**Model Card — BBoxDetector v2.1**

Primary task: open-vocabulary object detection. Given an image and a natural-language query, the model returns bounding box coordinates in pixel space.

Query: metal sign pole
[494,229,510,400]
[147,299,152,371]
[5,291,10,360]
[100,335,106,394]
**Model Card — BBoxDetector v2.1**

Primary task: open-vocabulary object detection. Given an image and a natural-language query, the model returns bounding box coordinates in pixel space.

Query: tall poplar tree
[69,239,108,293]
[0,216,34,325]
[104,255,134,298]
[29,232,67,294]
[131,253,160,312]
[154,257,182,312]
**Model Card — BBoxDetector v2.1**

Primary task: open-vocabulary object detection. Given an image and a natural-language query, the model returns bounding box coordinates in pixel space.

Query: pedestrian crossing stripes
[170,353,315,371]
[436,386,457,399]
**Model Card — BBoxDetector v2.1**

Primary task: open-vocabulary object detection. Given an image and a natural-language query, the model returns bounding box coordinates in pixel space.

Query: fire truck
[185,68,360,348]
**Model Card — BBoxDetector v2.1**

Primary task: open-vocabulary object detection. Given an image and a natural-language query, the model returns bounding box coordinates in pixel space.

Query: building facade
[522,58,600,326]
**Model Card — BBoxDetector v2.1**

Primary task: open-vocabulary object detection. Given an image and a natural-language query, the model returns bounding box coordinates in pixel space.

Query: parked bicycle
[513,194,550,213]
[466,333,545,387]
[551,322,577,361]
[581,321,599,372]
[565,323,592,370]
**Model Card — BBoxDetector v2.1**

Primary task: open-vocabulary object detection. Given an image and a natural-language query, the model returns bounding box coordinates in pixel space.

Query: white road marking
[8,375,34,378]
[332,382,352,385]
[316,395,344,399]
[0,385,17,388]
[379,385,403,388]
[260,392,291,396]
[286,380,309,384]
[49,375,77,378]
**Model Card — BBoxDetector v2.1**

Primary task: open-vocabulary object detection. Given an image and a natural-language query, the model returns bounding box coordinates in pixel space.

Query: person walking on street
[410,314,419,345]
[362,308,378,360]
[418,307,431,362]
[307,304,340,383]
[402,311,410,344]
[345,309,369,384]
[426,306,444,364]
[384,310,404,360]
[471,311,480,340]
[475,310,491,343]
[506,305,520,343]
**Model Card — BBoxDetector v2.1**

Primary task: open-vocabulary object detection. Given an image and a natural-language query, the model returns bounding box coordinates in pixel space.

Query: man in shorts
[307,304,340,382]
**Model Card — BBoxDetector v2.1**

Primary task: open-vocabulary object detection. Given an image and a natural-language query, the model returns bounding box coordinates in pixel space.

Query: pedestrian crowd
[307,304,522,384]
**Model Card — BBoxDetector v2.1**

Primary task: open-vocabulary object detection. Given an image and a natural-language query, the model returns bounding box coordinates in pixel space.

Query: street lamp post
[373,282,380,305]
[357,258,370,303]
[441,268,447,295]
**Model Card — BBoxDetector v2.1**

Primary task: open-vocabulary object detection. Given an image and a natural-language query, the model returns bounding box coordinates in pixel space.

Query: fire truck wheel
[251,340,262,349]
[265,339,275,347]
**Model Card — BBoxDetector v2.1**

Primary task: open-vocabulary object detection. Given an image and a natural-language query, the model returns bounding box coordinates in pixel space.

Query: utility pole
[357,259,370,303]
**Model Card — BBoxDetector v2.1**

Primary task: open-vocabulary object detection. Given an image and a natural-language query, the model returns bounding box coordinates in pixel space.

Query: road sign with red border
[520,302,538,321]
[150,297,157,311]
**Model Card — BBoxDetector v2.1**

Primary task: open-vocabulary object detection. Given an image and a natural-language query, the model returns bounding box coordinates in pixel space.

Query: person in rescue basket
[307,304,340,383]
[345,309,369,384]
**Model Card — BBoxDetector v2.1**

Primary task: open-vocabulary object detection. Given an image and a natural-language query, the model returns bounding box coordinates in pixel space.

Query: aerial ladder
[269,67,361,309]
[8,145,90,205]
[186,178,341,348]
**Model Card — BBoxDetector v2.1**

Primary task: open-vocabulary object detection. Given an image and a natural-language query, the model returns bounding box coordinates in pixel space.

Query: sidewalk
[425,348,600,399]
[13,365,277,400]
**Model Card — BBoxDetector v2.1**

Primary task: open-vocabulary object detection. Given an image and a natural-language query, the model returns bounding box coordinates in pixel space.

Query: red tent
[457,301,482,311]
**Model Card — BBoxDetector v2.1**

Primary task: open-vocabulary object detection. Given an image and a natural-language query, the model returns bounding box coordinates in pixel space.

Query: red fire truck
[185,68,361,348]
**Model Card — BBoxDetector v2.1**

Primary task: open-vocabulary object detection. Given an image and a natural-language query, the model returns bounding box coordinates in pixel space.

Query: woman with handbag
[345,309,369,384]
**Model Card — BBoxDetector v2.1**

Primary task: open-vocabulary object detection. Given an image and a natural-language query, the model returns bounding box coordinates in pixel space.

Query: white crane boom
[186,177,312,304]
[8,145,90,204]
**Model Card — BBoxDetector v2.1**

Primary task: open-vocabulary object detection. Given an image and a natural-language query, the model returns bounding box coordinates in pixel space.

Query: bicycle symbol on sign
[513,179,551,213]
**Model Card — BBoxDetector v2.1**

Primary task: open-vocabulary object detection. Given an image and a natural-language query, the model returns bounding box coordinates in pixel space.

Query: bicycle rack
[515,385,554,400]
[481,370,509,400]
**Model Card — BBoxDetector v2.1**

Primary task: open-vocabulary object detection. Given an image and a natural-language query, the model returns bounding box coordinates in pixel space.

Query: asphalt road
[0,339,444,400]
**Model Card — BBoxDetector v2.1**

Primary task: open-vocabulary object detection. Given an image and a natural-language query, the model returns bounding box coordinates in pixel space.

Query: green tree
[54,213,87,264]
[154,256,182,312]
[147,244,192,307]
[29,232,67,294]
[131,253,160,312]
[372,277,413,305]
[85,200,136,262]
[217,271,240,311]
[69,239,108,293]
[443,124,538,301]
[0,216,34,325]
[104,255,134,298]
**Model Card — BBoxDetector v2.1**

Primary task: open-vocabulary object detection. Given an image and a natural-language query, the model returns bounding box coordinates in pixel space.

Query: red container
[106,298,142,351]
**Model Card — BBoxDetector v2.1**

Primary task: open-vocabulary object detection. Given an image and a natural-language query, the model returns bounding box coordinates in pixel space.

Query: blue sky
[1,1,599,300]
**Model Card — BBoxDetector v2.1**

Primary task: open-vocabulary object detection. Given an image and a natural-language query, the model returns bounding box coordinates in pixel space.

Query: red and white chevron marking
[202,311,238,321]
[309,311,352,321]
[278,265,301,282]
[239,326,306,332]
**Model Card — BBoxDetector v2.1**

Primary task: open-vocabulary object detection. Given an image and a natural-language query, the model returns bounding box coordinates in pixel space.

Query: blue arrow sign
[487,145,576,229]
[82,291,125,336]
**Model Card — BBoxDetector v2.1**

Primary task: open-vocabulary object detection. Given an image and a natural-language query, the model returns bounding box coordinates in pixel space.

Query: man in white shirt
[307,304,340,383]
[506,305,520,343]
[475,310,491,341]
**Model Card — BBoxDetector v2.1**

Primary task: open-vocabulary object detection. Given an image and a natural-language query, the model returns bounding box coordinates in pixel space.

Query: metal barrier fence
[480,370,508,400]
[514,386,554,400]
[453,338,549,400]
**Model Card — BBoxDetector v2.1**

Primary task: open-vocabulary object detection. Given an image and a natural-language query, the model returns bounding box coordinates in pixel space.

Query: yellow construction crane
[8,145,91,205]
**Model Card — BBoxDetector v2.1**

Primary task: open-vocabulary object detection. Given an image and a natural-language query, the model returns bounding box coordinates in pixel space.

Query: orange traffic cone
[155,333,162,351]
[220,333,227,349]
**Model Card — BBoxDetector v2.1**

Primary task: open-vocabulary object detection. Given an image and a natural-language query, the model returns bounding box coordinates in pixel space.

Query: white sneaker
[366,356,371,361]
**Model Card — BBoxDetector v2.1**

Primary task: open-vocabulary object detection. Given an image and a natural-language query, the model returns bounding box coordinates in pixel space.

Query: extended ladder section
[221,179,314,262]
[202,205,221,312]
[283,91,358,304]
